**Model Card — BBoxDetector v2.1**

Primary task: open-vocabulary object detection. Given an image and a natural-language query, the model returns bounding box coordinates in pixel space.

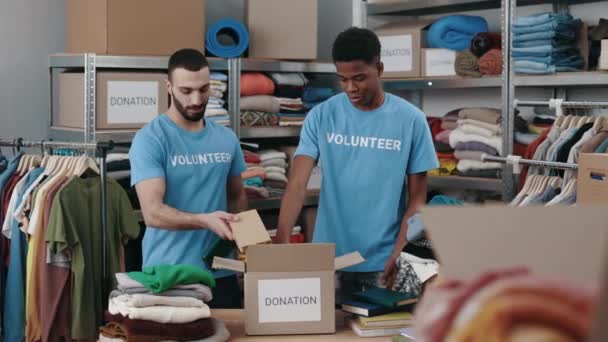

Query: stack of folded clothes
[100,264,230,342]
[207,72,230,126]
[428,115,457,177]
[260,150,288,195]
[269,72,308,127]
[240,73,277,127]
[242,150,269,199]
[513,12,584,74]
[450,108,503,178]
[303,87,335,110]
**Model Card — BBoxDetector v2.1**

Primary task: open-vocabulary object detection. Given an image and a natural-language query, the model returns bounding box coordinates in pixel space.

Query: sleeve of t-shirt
[407,110,440,174]
[294,108,320,160]
[229,135,247,177]
[129,128,165,187]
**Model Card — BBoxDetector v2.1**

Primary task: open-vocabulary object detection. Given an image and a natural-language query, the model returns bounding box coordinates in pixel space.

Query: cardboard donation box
[375,20,433,78]
[420,205,608,341]
[66,0,206,55]
[212,210,364,335]
[57,71,168,130]
[578,153,608,205]
[246,0,318,60]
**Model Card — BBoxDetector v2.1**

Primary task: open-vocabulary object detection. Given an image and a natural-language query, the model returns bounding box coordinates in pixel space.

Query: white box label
[425,49,457,77]
[107,81,159,124]
[258,278,321,323]
[380,34,413,72]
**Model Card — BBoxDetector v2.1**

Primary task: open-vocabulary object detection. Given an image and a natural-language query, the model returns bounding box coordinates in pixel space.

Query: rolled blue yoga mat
[206,19,249,58]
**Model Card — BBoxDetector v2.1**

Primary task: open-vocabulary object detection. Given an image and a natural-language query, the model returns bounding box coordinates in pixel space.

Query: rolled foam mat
[205,19,249,58]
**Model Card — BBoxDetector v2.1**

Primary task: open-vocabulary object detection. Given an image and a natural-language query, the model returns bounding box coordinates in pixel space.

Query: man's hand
[382,251,400,290]
[199,211,239,240]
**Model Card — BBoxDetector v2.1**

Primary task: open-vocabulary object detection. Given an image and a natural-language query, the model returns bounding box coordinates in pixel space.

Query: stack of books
[341,287,417,337]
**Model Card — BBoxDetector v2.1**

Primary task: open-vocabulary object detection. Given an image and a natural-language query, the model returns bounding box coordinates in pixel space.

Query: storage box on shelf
[66,0,206,55]
[246,0,318,60]
[57,71,168,130]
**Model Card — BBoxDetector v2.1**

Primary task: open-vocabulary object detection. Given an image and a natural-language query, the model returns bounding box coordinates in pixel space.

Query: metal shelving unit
[48,54,232,143]
[240,126,302,139]
[356,0,608,200]
[428,175,502,192]
[365,0,603,16]
[382,76,501,90]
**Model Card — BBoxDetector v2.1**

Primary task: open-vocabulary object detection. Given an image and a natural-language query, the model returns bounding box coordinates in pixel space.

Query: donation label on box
[380,34,413,72]
[107,81,159,124]
[257,278,322,323]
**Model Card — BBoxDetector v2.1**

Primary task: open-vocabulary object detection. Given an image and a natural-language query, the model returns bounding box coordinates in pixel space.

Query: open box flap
[212,256,245,273]
[334,252,365,271]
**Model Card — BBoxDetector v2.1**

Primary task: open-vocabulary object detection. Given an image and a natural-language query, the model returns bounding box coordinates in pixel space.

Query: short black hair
[332,27,381,64]
[168,49,209,79]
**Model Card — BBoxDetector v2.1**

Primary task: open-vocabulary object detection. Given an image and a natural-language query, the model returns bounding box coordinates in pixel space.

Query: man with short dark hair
[129,48,247,308]
[277,28,438,299]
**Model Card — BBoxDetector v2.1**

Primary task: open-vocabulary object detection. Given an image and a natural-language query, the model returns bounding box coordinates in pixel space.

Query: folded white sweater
[458,123,500,138]
[112,293,205,308]
[456,160,503,172]
[449,128,503,155]
[108,297,211,323]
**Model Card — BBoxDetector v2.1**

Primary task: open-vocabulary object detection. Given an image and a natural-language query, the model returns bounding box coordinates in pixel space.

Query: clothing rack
[0,138,115,303]
[514,98,608,109]
[482,154,578,174]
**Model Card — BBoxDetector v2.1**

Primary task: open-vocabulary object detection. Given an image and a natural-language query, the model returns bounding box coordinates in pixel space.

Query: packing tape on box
[206,19,250,58]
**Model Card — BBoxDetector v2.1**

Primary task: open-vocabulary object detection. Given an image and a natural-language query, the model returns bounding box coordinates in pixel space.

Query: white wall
[0,0,66,142]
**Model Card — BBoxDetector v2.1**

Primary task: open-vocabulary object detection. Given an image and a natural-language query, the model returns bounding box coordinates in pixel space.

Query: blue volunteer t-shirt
[129,115,246,278]
[295,93,438,272]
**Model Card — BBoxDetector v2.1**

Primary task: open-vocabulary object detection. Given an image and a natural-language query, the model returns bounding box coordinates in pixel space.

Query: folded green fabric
[455,51,482,78]
[128,264,216,293]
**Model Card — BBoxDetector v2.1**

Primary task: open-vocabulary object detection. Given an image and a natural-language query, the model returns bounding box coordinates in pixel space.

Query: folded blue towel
[427,15,489,51]
[513,29,577,43]
[513,37,576,48]
[210,72,228,81]
[513,12,574,27]
[302,87,335,103]
[512,46,580,58]
[512,19,581,35]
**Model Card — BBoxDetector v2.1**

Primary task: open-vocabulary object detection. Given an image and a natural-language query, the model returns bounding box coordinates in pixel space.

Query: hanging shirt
[295,93,439,272]
[46,176,140,340]
[3,167,43,342]
[129,115,246,277]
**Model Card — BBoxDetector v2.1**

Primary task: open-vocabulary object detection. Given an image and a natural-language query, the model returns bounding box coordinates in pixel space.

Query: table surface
[212,309,394,341]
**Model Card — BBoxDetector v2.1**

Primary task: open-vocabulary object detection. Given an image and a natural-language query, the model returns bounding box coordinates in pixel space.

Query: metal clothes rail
[482,154,578,174]
[0,138,115,303]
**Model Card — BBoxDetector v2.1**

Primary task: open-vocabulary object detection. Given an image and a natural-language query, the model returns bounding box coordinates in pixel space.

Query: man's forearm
[393,174,428,254]
[143,204,205,230]
[276,183,308,243]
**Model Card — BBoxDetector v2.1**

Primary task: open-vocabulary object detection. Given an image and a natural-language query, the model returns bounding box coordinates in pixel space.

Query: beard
[172,93,208,122]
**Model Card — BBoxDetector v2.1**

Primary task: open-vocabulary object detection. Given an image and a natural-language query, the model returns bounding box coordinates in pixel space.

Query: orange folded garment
[479,49,503,76]
[241,73,275,96]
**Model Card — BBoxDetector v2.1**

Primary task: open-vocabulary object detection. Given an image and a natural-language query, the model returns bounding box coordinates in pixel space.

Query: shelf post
[84,53,97,148]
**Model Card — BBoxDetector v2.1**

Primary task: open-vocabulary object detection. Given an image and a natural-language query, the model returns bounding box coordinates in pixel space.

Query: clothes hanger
[554,115,565,129]
[549,176,562,190]
[561,115,573,130]
[523,174,539,196]
[593,116,604,133]
[531,175,549,195]
[75,155,100,177]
